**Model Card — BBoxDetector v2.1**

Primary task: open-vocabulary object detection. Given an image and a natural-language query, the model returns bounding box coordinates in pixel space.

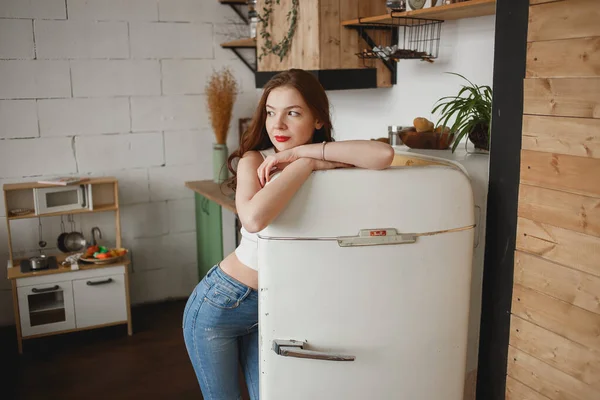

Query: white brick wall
[0,19,34,59]
[130,22,214,59]
[38,98,130,136]
[35,20,130,59]
[0,0,257,326]
[71,60,161,97]
[0,100,38,138]
[0,60,71,99]
[0,0,66,19]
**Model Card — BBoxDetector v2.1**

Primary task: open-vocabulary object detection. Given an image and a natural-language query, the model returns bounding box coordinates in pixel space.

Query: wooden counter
[185,180,236,213]
[7,256,131,280]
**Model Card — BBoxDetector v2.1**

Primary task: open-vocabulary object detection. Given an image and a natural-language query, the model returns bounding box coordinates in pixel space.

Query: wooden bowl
[79,249,128,265]
[399,129,454,150]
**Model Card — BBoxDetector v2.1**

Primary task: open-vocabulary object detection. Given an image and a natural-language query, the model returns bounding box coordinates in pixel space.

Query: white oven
[34,184,93,215]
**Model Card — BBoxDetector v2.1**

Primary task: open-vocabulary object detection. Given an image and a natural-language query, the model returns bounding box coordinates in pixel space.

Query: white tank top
[234,147,276,270]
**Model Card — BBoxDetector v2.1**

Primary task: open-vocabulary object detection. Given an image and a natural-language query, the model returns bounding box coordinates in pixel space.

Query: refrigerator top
[259,162,475,239]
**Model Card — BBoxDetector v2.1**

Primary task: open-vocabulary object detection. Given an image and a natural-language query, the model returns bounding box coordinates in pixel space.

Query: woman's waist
[219,252,259,290]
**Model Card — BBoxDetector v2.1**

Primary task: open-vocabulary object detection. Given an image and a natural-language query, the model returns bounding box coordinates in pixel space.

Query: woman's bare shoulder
[238,150,263,168]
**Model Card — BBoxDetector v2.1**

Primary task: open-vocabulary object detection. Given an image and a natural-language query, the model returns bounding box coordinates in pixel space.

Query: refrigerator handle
[272,340,355,362]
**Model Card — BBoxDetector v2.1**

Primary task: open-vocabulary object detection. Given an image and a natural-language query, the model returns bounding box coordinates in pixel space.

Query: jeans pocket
[182,288,198,328]
[204,283,243,310]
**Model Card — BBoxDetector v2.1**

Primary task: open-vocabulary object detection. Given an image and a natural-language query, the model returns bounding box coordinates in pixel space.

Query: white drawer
[72,273,127,329]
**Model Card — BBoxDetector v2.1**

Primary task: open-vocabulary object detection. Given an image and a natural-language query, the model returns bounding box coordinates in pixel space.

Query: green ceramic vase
[212,144,229,184]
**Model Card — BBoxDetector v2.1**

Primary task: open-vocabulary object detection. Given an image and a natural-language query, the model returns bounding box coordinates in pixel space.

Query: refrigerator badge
[369,230,387,236]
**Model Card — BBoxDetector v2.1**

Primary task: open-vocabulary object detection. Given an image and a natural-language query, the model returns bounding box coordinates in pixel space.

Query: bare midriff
[219,252,259,290]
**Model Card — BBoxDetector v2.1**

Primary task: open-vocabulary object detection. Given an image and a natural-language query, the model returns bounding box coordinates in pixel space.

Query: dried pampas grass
[205,67,238,145]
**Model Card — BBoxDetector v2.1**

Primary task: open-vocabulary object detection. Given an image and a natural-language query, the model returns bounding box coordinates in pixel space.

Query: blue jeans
[182,265,259,400]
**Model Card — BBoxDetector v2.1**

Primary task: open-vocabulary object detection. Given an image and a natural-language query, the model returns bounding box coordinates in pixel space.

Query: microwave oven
[34,184,93,215]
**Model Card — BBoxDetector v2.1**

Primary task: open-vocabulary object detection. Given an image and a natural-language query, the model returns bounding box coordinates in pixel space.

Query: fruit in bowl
[83,245,127,260]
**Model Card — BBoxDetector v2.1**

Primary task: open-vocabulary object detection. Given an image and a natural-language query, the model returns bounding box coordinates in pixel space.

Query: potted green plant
[431,73,492,153]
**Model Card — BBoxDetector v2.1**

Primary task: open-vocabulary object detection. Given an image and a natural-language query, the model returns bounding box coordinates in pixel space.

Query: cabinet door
[195,193,223,280]
[17,280,76,337]
[72,273,127,329]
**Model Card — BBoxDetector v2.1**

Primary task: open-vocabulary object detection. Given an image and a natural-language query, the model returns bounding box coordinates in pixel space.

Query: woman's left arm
[296,140,394,170]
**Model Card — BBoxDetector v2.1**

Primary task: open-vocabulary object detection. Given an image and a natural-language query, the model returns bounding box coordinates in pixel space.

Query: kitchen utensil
[29,254,49,270]
[80,249,128,265]
[38,218,47,251]
[64,215,87,252]
[9,208,34,217]
[91,227,103,246]
[388,126,404,146]
[57,215,69,253]
[386,0,406,12]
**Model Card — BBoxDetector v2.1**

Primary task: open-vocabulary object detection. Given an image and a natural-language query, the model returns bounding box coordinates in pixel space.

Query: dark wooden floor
[0,299,249,400]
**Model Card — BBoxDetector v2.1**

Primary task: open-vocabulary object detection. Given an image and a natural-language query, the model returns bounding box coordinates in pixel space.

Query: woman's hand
[257,148,300,186]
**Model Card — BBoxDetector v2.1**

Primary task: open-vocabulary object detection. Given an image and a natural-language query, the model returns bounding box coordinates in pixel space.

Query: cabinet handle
[32,285,60,293]
[86,278,113,286]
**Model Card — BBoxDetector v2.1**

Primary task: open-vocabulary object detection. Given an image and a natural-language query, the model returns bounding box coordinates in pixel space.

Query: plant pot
[468,123,489,151]
[213,144,229,184]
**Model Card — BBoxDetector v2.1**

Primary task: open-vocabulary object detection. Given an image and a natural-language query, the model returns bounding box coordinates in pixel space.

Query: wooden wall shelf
[220,38,257,48]
[342,0,496,26]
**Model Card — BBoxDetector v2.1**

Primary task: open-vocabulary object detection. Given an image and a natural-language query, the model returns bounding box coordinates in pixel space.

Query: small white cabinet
[73,272,127,328]
[16,265,128,338]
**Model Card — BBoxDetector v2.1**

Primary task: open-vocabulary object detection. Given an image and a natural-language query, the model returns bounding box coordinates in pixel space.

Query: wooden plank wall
[506,1,600,399]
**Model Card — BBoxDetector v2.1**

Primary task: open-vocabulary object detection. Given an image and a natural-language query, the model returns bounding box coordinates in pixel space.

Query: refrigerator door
[258,165,474,400]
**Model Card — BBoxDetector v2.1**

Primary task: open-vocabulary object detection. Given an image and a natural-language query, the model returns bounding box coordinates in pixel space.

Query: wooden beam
[507,346,600,400]
[514,251,600,315]
[527,37,600,78]
[506,376,551,400]
[522,115,600,159]
[520,150,600,198]
[510,315,600,389]
[511,284,600,352]
[523,78,600,119]
[516,217,600,278]
[518,184,600,238]
[528,0,600,42]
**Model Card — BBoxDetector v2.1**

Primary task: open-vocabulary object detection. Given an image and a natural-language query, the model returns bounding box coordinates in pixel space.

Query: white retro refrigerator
[257,159,475,400]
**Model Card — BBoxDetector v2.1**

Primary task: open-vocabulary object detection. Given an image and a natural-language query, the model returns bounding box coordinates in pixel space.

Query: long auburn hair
[226,69,334,190]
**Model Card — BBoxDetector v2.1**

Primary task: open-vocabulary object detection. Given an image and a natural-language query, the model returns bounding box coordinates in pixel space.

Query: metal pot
[64,215,87,252]
[29,255,49,270]
[57,215,69,253]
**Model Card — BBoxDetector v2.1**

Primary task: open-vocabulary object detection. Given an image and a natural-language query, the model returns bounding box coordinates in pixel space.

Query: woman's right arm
[235,152,316,233]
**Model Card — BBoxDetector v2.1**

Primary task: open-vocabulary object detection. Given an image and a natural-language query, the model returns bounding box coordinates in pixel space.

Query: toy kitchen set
[3,177,133,354]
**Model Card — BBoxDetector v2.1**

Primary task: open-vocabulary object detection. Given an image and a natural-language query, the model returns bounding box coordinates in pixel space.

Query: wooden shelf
[7,203,118,220]
[342,0,496,26]
[185,180,236,214]
[3,177,117,191]
[220,38,256,48]
[219,0,247,4]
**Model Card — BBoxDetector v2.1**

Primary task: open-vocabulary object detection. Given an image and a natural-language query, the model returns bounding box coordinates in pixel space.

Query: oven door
[34,185,88,215]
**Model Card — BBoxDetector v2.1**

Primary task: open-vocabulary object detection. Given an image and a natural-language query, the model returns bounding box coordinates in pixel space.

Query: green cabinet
[194,193,224,280]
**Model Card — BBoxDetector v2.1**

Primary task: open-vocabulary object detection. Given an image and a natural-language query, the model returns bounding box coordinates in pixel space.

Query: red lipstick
[274,136,290,142]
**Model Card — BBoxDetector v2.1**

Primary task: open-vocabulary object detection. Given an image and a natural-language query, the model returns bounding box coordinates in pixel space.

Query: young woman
[182,69,394,400]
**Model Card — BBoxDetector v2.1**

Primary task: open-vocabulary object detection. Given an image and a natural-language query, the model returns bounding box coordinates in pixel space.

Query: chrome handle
[87,278,113,286]
[81,185,87,207]
[337,228,417,247]
[273,340,355,362]
[32,285,59,293]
